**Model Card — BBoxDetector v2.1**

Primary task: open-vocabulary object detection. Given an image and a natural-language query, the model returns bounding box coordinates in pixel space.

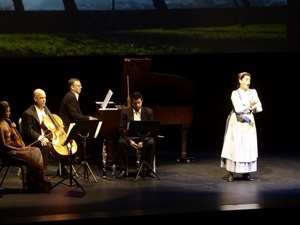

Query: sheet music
[62,122,76,146]
[99,89,113,110]
[66,123,76,138]
[65,121,102,143]
[94,121,102,138]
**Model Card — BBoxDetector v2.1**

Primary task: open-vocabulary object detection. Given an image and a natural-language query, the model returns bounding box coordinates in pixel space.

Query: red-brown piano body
[97,58,194,165]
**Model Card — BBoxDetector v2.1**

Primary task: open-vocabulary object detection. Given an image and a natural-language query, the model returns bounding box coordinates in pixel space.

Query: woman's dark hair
[0,101,9,114]
[237,72,251,88]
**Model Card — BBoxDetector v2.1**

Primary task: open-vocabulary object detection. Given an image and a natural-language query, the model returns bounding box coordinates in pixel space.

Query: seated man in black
[21,89,52,172]
[117,91,155,178]
[21,88,68,176]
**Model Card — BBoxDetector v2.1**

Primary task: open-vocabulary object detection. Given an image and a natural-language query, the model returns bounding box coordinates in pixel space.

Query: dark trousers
[32,143,51,170]
[117,137,155,171]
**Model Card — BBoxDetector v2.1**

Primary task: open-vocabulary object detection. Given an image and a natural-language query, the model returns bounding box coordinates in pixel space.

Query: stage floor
[1,148,299,224]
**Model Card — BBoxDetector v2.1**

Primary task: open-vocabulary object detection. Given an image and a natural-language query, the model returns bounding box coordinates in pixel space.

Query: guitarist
[21,88,68,176]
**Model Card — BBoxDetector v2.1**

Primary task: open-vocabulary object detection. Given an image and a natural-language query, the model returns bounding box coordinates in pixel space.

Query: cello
[42,105,77,159]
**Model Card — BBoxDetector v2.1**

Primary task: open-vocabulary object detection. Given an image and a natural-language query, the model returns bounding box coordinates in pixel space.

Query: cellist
[21,88,68,176]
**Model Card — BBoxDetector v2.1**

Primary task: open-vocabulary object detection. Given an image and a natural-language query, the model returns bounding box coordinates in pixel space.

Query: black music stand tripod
[51,135,85,193]
[134,134,160,182]
[127,121,160,182]
[72,120,101,183]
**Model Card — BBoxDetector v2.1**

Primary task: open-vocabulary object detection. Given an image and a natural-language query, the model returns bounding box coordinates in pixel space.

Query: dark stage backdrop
[0,52,298,155]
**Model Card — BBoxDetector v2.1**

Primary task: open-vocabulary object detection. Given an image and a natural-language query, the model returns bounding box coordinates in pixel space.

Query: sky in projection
[0,0,287,11]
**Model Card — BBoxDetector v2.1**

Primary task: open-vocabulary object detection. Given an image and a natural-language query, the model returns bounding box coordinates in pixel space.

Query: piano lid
[121,58,195,106]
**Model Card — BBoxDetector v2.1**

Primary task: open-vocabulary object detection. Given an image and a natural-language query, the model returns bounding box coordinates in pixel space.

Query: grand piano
[96,58,194,166]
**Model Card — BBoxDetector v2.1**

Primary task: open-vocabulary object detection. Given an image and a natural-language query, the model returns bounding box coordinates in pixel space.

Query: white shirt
[133,109,141,121]
[34,105,46,136]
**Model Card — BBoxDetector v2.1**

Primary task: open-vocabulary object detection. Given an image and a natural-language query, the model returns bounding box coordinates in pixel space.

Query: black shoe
[227,172,234,182]
[45,174,51,181]
[146,171,156,178]
[117,170,126,179]
[44,172,52,180]
[74,156,81,164]
[57,168,69,177]
[242,173,254,181]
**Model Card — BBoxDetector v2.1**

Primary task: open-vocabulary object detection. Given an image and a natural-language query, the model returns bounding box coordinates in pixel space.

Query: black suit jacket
[117,106,155,170]
[119,106,154,136]
[59,91,89,132]
[21,104,46,146]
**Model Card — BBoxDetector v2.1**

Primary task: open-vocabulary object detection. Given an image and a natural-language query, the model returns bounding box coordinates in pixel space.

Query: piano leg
[177,124,194,163]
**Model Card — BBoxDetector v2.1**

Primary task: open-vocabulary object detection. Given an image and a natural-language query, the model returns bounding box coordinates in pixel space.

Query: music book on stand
[65,120,102,145]
[96,89,118,110]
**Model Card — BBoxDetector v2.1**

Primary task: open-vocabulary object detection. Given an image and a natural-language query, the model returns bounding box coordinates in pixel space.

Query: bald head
[33,89,46,109]
[33,89,46,98]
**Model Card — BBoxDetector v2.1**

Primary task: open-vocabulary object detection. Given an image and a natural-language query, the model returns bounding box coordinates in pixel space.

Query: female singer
[220,72,263,182]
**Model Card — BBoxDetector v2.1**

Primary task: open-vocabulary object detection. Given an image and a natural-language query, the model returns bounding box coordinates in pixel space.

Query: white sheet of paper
[100,89,113,109]
[66,123,76,138]
[94,121,102,138]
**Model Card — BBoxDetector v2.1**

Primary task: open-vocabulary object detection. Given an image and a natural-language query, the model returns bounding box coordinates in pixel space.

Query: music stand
[71,120,102,183]
[127,120,160,182]
[50,128,85,193]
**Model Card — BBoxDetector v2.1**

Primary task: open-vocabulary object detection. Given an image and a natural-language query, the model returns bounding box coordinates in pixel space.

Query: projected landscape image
[0,0,297,57]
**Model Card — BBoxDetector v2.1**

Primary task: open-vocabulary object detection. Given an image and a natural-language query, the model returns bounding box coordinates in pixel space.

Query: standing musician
[59,78,97,163]
[21,89,68,176]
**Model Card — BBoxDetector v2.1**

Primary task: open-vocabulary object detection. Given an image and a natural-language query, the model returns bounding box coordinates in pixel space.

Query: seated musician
[21,89,52,170]
[0,101,52,193]
[21,88,68,176]
[117,91,156,178]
